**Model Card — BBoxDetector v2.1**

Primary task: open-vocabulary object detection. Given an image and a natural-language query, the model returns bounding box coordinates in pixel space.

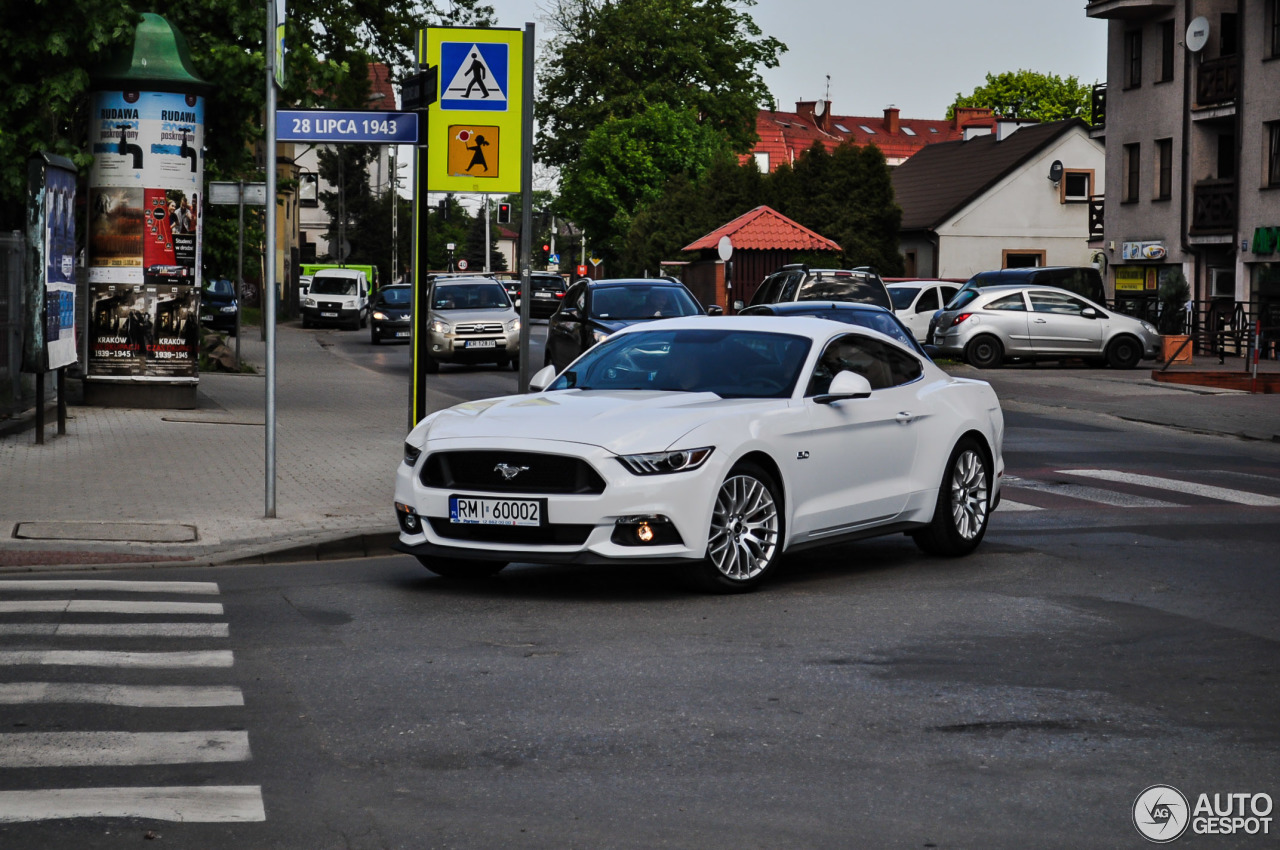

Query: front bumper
[427,331,520,362]
[301,304,361,323]
[393,437,723,565]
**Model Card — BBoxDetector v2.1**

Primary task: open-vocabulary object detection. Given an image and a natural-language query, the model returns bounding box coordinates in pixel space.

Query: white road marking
[1008,479,1178,508]
[0,600,223,615]
[0,623,229,638]
[0,650,234,668]
[0,786,265,823]
[995,499,1041,512]
[0,580,219,595]
[0,730,251,768]
[0,682,243,707]
[1060,469,1280,507]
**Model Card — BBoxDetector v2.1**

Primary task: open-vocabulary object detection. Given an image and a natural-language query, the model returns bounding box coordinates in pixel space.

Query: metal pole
[484,196,491,274]
[517,23,535,392]
[235,180,244,369]
[391,150,399,282]
[264,0,278,518]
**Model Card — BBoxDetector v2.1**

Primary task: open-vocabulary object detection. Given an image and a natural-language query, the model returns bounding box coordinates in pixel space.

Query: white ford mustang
[394,315,1005,592]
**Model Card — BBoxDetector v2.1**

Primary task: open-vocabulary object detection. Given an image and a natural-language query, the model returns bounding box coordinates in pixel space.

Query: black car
[959,266,1107,306]
[745,265,893,311]
[544,278,719,372]
[200,278,239,335]
[739,301,929,358]
[499,273,569,319]
[369,284,413,344]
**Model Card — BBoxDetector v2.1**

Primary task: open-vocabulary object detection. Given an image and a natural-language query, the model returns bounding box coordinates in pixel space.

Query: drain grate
[13,522,198,543]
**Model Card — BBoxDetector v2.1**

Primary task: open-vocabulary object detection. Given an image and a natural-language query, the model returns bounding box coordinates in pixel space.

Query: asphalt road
[1,390,1278,848]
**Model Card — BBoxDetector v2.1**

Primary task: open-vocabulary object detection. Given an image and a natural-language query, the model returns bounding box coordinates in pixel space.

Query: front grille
[421,451,607,494]
[317,300,345,311]
[428,517,593,545]
[455,323,504,334]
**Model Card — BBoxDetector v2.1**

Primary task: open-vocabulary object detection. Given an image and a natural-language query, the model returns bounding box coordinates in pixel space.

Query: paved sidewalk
[1,330,1276,572]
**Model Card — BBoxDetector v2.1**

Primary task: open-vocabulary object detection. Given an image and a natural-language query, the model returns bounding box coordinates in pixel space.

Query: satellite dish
[717,236,734,262]
[815,99,826,117]
[1048,160,1064,184]
[1187,16,1210,53]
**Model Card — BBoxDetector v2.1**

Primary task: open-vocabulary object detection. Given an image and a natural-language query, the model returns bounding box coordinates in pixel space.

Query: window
[1003,250,1045,268]
[1125,29,1143,88]
[1123,143,1141,203]
[1269,0,1280,59]
[1268,123,1280,188]
[859,125,876,134]
[901,127,916,136]
[1220,12,1238,56]
[299,173,319,208]
[986,293,1027,312]
[753,152,770,173]
[805,335,921,396]
[1155,138,1173,200]
[1030,291,1090,316]
[1061,169,1093,203]
[1159,20,1175,82]
[903,251,917,277]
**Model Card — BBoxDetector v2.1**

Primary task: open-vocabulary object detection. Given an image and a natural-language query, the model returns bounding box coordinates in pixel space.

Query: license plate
[536,292,552,298]
[464,339,497,349]
[449,496,543,526]
[395,331,410,338]
[321,311,338,318]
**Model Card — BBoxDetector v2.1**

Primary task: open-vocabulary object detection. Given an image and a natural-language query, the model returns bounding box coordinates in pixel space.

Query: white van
[301,268,370,330]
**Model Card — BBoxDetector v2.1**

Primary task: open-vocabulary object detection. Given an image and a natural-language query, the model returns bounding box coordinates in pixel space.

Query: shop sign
[1115,265,1158,292]
[1121,241,1167,261]
[1251,227,1279,255]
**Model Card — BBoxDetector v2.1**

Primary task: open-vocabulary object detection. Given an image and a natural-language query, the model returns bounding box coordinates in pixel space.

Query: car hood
[588,316,656,335]
[203,291,235,306]
[425,390,778,453]
[434,307,517,324]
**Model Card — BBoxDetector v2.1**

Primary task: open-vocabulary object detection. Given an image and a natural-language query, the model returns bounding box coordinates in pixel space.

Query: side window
[940,286,960,306]
[749,273,783,306]
[778,272,804,302]
[806,335,919,396]
[1030,291,1087,316]
[915,287,941,313]
[563,283,586,313]
[986,293,1027,311]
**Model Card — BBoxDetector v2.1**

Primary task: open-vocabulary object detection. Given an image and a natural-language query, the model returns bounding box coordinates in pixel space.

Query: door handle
[1034,318,1048,323]
[896,411,914,424]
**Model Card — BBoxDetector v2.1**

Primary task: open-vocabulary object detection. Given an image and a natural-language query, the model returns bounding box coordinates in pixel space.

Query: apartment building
[1087,0,1280,349]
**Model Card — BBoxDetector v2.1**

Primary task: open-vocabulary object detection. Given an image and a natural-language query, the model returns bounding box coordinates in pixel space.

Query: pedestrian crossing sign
[420,26,524,194]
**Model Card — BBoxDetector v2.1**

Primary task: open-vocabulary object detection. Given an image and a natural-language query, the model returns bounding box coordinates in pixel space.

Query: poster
[86,283,199,380]
[28,157,80,372]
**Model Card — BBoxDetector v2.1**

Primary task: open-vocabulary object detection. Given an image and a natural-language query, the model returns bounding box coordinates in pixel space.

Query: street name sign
[277,110,419,144]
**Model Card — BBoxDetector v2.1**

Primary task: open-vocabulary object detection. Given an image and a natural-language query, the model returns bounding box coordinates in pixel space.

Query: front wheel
[965,335,1003,369]
[912,438,991,557]
[1106,335,1142,369]
[415,556,507,579]
[687,461,783,593]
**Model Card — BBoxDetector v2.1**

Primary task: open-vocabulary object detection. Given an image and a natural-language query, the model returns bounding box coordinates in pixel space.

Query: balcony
[1091,84,1106,131]
[1088,196,1105,242]
[1086,0,1175,19]
[1195,56,1238,108]
[1190,179,1237,234]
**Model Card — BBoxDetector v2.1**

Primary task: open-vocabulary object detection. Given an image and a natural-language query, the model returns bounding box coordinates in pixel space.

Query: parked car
[931,284,1161,369]
[301,268,370,330]
[543,278,718,372]
[369,284,413,345]
[393,315,1005,593]
[200,278,239,335]
[886,280,963,343]
[423,277,521,372]
[959,266,1108,306]
[498,273,569,318]
[744,265,893,312]
[739,301,928,357]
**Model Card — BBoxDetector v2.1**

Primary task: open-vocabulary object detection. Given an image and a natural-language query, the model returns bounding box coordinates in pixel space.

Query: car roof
[588,278,686,288]
[746,301,892,315]
[435,277,504,286]
[607,314,924,352]
[963,283,1097,299]
[312,268,364,278]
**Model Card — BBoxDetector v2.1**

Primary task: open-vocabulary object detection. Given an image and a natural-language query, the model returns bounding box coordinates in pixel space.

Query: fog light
[612,515,683,547]
[395,502,421,534]
[636,522,654,543]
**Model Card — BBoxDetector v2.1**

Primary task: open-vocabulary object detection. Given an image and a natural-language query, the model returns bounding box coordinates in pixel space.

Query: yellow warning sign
[445,125,500,179]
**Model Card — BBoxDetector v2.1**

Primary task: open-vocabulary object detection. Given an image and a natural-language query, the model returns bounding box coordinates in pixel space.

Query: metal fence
[1113,297,1279,361]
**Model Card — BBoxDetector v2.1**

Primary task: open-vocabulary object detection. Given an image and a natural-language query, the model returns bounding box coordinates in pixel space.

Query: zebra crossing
[997,467,1280,512]
[0,579,264,825]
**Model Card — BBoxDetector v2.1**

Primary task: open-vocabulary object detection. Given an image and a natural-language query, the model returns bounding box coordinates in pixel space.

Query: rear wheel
[415,556,507,579]
[688,461,783,594]
[1106,335,1142,369]
[965,335,1003,369]
[912,437,991,557]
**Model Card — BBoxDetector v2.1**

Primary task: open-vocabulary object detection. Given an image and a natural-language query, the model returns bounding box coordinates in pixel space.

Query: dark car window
[777,272,804,302]
[945,289,982,310]
[750,272,786,307]
[310,277,358,296]
[433,283,511,310]
[1030,290,1089,316]
[889,286,921,310]
[915,288,940,313]
[797,275,888,307]
[806,335,922,396]
[986,293,1027,311]
[378,287,412,306]
[532,277,566,294]
[940,286,960,304]
[589,286,699,320]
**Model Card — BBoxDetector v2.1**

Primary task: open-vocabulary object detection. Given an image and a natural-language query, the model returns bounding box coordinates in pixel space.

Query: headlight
[617,447,714,475]
[403,442,422,466]
[591,328,610,344]
[303,297,316,308]
[508,318,521,333]
[430,319,451,334]
[220,305,237,314]
[373,311,388,321]
[1140,321,1158,335]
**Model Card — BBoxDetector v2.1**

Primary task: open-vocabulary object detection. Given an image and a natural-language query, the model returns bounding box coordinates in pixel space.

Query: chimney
[952,106,993,131]
[795,100,831,131]
[883,107,900,134]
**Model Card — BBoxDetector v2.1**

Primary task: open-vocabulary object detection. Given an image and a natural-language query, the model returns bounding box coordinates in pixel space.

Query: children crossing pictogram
[440,42,509,111]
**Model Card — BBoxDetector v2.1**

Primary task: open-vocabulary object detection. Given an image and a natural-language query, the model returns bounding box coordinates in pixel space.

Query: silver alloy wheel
[707,473,779,581]
[950,449,990,540]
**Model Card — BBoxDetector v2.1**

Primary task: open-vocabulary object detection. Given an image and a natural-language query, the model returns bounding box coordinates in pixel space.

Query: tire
[360,311,368,329]
[415,556,507,579]
[688,461,783,594]
[964,335,1003,369]
[302,317,312,329]
[424,352,440,374]
[495,356,511,370]
[912,437,991,557]
[1106,335,1142,369]
[370,328,380,345]
[510,356,519,372]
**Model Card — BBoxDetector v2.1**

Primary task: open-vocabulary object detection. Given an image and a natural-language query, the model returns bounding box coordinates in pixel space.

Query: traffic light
[496,202,511,224]
[437,198,448,221]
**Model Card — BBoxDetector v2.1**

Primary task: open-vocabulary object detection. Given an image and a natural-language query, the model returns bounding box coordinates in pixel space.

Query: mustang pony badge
[494,463,530,481]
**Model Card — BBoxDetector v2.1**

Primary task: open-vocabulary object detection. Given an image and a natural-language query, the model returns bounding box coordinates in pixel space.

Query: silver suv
[424,278,521,372]
[931,284,1160,369]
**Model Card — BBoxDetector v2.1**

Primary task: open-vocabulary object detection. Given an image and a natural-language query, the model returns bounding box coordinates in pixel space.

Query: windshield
[311,277,358,296]
[206,279,234,296]
[809,309,921,353]
[944,289,981,311]
[548,328,812,398]
[378,287,412,306]
[888,287,921,310]
[797,276,888,306]
[433,283,512,310]
[590,285,700,320]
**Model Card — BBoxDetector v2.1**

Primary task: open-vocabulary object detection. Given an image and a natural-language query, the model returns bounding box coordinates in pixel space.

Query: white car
[887,280,962,343]
[394,316,1005,593]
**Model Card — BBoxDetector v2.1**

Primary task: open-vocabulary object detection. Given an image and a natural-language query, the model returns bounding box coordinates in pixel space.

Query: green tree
[537,0,784,171]
[462,207,509,273]
[949,69,1093,123]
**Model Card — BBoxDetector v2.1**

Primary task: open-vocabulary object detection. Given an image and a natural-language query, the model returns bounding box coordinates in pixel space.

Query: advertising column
[85,13,211,408]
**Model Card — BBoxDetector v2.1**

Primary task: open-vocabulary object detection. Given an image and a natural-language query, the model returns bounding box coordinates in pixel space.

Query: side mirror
[814,370,873,405]
[1081,307,1098,319]
[732,300,745,311]
[706,304,724,316]
[529,364,557,392]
